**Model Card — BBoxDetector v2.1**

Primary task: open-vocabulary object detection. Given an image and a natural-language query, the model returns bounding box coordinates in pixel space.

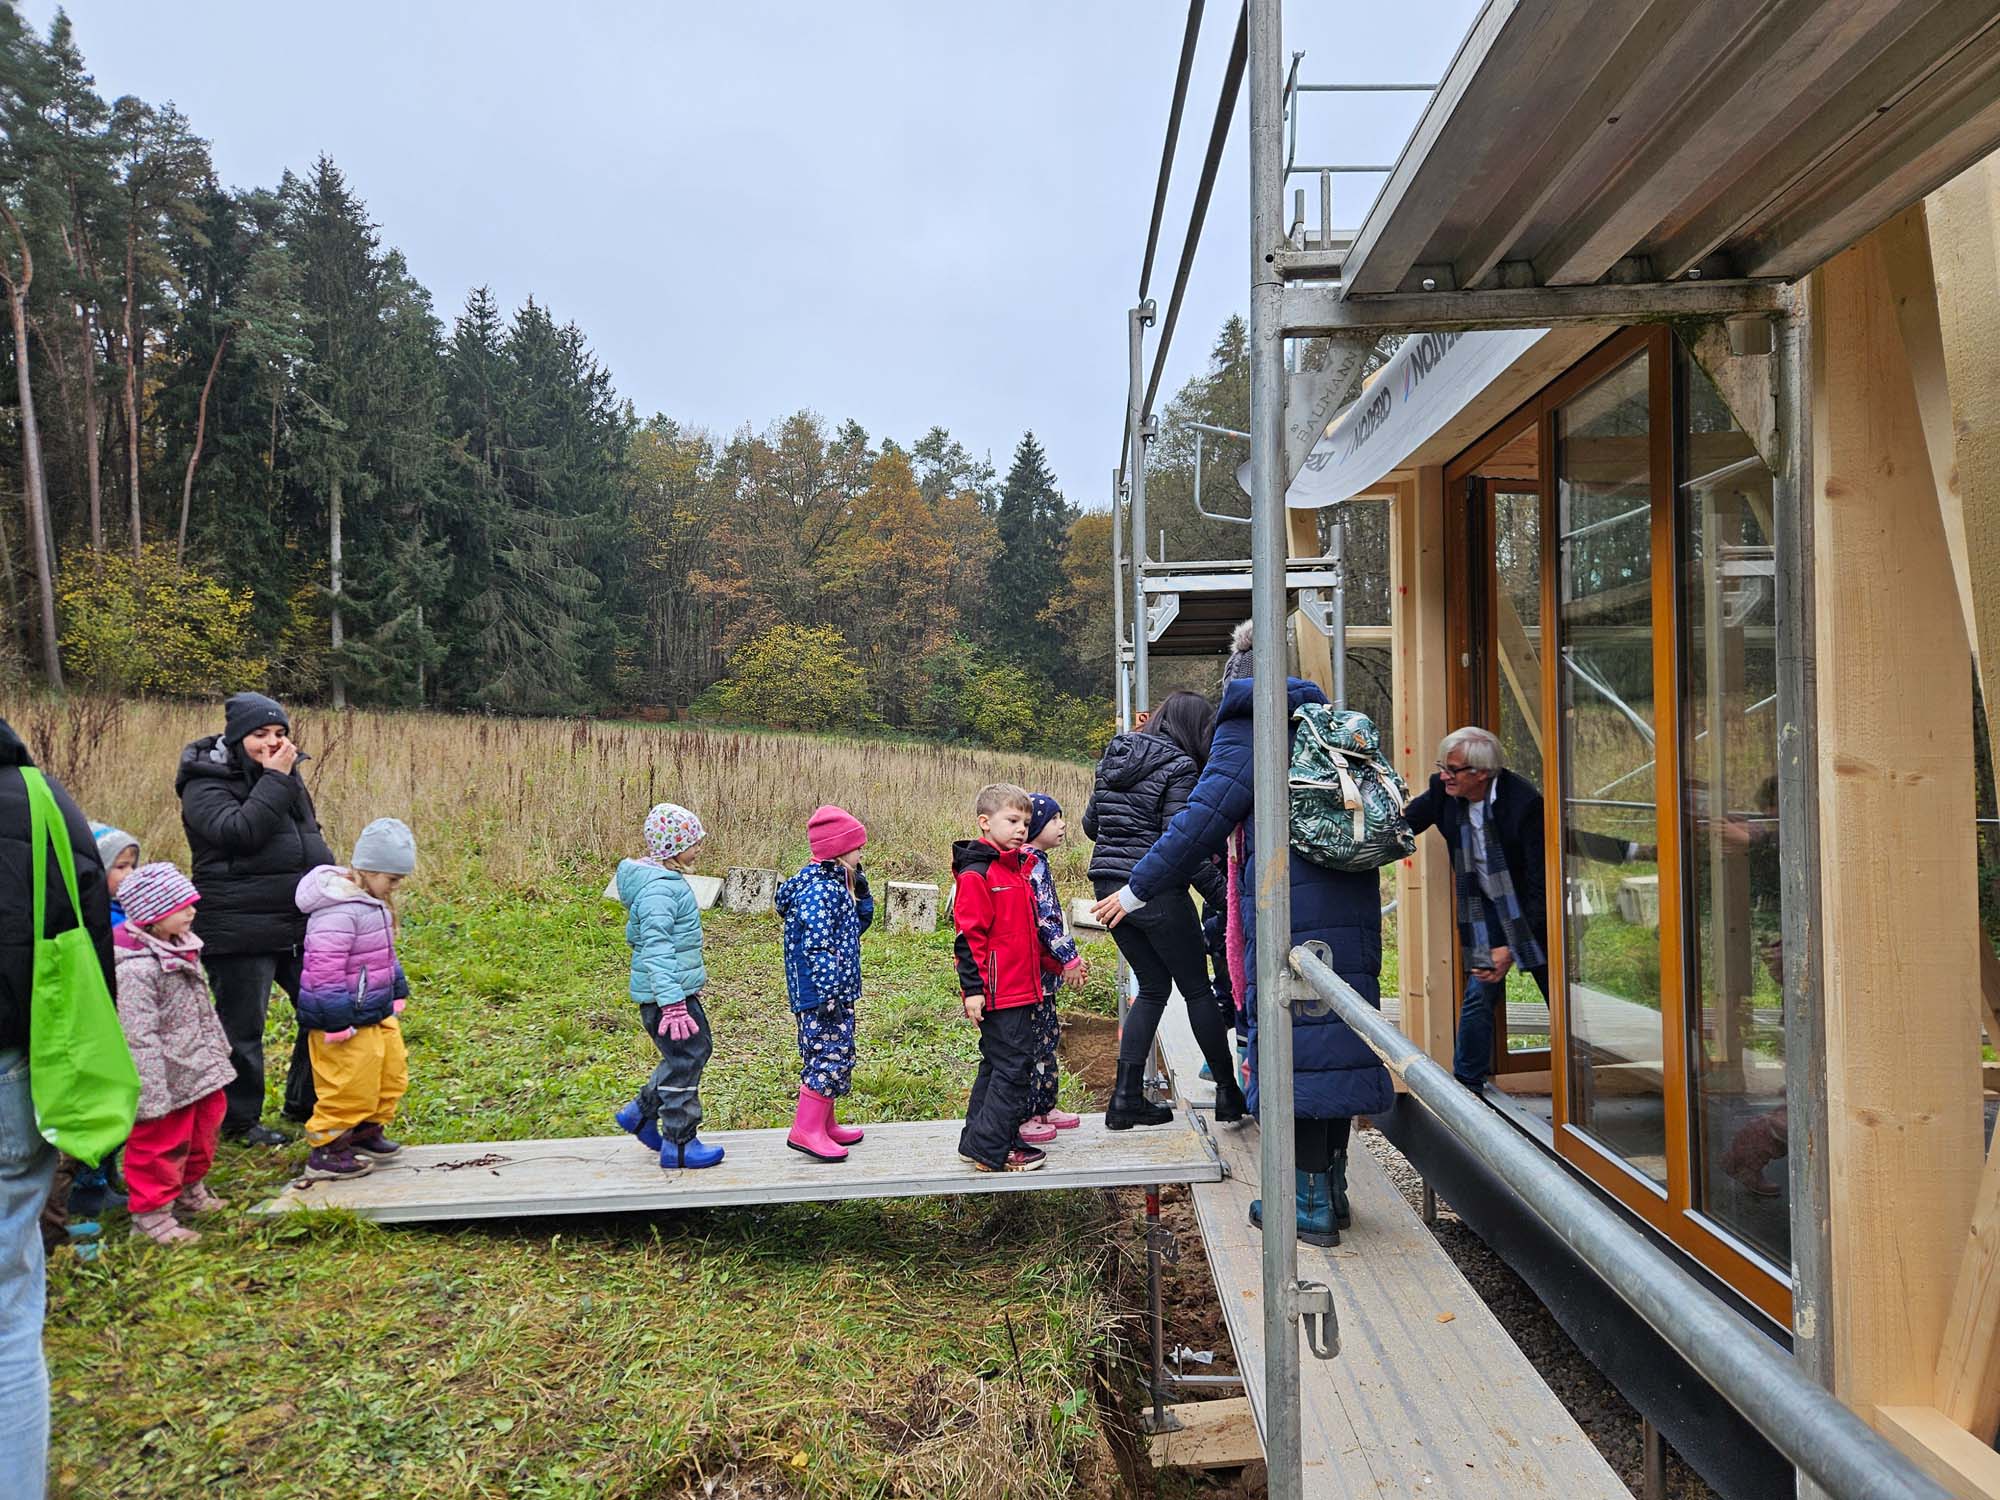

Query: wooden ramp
[253,1116,1221,1224]
[1156,1005,1628,1497]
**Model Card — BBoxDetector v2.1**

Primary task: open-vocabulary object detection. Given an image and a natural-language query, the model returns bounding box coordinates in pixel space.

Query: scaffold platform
[252,1115,1222,1224]
[1155,1003,1627,1496]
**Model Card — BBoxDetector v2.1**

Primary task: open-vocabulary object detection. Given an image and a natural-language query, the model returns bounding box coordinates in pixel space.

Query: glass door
[1551,347,1677,1194]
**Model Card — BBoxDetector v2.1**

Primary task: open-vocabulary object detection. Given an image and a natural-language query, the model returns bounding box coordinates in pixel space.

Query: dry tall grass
[1,695,1099,893]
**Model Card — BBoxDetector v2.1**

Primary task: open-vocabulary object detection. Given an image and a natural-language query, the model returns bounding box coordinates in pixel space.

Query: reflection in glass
[1555,352,1667,1185]
[1679,357,1787,1263]
[1492,488,1550,1055]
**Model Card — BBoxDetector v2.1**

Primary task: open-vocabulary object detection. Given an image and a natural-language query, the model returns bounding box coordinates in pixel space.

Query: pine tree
[987,431,1073,681]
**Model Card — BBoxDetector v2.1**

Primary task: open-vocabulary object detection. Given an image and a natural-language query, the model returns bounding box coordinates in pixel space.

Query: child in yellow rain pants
[294,818,417,1180]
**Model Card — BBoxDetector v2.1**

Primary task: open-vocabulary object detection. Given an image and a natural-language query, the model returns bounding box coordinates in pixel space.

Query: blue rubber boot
[663,1137,725,1170]
[614,1100,662,1152]
[1248,1169,1340,1248]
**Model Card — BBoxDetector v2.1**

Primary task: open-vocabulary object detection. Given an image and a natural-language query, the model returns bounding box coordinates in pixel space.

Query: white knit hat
[352,818,417,875]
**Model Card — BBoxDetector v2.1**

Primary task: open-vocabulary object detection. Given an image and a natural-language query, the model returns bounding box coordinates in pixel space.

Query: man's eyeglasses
[1435,761,1476,779]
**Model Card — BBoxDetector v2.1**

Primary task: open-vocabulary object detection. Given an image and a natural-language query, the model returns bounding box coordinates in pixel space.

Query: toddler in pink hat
[776,805,873,1161]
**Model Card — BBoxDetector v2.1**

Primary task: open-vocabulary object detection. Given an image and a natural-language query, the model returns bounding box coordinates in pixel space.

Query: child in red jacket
[953,783,1058,1173]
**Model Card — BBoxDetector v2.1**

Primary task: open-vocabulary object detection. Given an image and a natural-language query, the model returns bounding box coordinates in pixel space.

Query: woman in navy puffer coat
[1115,669,1391,1245]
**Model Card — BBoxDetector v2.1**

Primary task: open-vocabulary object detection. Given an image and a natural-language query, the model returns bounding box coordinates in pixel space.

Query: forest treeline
[0,6,1389,753]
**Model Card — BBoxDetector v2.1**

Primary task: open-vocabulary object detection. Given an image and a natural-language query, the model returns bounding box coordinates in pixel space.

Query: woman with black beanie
[175,692,334,1146]
[1082,690,1245,1128]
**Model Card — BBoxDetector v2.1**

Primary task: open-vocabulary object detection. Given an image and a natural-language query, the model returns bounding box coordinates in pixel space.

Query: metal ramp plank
[252,1116,1221,1224]
[1161,1032,1627,1496]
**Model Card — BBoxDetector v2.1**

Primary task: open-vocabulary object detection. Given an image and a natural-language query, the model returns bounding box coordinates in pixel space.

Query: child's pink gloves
[392,998,406,1015]
[657,1001,699,1041]
[324,1027,358,1043]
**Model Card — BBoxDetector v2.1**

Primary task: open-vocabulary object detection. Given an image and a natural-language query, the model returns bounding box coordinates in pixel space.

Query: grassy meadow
[7,698,1139,1500]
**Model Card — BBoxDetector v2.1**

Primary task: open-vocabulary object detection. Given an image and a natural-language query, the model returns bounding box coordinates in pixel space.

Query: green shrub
[58,545,267,697]
[714,623,872,731]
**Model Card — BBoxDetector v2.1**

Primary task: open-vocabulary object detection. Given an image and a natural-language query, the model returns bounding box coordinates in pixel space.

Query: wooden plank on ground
[1149,1397,1263,1470]
[1182,1114,1626,1496]
[253,1117,1220,1224]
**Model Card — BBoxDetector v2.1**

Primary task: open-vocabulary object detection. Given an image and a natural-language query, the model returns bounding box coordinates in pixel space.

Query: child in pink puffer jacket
[295,818,417,1181]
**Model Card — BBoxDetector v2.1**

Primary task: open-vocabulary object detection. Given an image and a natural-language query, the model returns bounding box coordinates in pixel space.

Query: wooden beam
[1884,157,2000,1443]
[1873,1405,2000,1500]
[1392,471,1458,1066]
[1936,1139,2000,1442]
[1147,1397,1263,1470]
[1494,589,1544,757]
[1811,225,1984,1417]
[1289,507,1333,693]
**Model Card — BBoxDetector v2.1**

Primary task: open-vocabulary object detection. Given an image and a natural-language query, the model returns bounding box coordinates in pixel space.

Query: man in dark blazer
[1403,726,1646,1089]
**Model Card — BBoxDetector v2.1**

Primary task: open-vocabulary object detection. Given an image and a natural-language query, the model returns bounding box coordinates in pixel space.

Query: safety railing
[1287,943,1952,1500]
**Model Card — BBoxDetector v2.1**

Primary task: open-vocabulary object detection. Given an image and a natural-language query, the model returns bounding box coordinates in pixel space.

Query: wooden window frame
[1443,325,1793,1329]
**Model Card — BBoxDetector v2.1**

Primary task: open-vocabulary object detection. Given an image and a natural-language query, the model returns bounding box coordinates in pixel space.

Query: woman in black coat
[1082,691,1244,1128]
[176,692,334,1146]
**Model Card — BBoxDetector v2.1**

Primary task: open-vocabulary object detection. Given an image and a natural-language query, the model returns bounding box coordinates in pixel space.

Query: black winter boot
[1329,1148,1352,1228]
[1105,1062,1174,1130]
[1211,1076,1247,1123]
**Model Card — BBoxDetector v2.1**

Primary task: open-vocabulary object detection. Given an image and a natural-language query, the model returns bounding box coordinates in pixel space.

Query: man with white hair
[1404,727,1645,1090]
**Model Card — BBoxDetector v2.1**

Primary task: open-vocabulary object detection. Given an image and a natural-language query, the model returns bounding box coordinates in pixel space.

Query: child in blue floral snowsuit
[1020,794,1087,1143]
[777,805,873,1162]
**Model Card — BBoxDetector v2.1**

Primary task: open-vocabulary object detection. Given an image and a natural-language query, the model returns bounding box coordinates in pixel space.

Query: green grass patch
[45,889,1119,1499]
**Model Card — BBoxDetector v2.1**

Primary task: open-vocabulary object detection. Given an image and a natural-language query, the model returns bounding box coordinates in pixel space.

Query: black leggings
[1099,883,1234,1077]
[1296,1116,1353,1173]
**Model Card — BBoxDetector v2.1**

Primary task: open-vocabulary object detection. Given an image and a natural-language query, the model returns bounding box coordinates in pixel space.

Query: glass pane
[1556,351,1667,1186]
[1680,357,1787,1262]
[1492,488,1551,1055]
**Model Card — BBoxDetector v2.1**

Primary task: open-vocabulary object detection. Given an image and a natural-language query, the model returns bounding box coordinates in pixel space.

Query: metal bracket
[1146,1222,1181,1266]
[1145,591,1181,643]
[1295,585,1345,636]
[1290,1279,1340,1361]
[1287,940,1337,1017]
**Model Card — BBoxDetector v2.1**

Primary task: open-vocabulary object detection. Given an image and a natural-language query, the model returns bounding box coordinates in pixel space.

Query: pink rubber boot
[827,1102,864,1147]
[786,1086,849,1162]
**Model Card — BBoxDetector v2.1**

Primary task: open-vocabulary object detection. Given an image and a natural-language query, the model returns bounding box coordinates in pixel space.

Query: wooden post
[1392,470,1457,1065]
[1810,225,1983,1423]
[1289,506,1333,692]
[1918,155,2000,1447]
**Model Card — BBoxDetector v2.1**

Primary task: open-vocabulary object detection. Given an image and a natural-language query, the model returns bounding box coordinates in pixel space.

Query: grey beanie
[1222,619,1255,685]
[351,817,417,876]
[91,822,139,871]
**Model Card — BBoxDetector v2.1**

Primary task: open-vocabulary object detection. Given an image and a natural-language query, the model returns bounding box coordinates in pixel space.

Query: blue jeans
[1456,964,1549,1089]
[0,1047,54,1499]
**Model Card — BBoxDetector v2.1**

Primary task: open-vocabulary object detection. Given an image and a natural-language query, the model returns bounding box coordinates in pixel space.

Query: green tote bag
[22,766,139,1166]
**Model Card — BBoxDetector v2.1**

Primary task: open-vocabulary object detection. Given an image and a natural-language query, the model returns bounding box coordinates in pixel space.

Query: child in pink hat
[113,863,235,1245]
[775,805,873,1161]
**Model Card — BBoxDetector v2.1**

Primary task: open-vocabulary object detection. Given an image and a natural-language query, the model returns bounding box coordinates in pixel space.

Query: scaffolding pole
[1247,1,1303,1496]
[1111,467,1132,732]
[1127,300,1157,715]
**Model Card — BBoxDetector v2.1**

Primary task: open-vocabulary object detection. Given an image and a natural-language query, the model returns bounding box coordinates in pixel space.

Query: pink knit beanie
[120,861,199,929]
[807,805,867,862]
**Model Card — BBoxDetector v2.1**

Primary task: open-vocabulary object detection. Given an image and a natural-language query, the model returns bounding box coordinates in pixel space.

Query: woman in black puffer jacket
[176,692,334,1146]
[1083,691,1242,1128]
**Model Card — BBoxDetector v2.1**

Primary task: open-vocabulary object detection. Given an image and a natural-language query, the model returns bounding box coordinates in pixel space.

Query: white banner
[1278,327,1552,509]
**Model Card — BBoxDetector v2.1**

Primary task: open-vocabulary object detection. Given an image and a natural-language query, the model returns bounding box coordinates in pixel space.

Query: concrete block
[605,870,723,911]
[722,867,778,914]
[1070,896,1109,932]
[886,881,939,933]
[1616,874,1660,930]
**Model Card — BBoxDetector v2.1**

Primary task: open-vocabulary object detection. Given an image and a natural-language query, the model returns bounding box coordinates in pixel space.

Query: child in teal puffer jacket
[611,803,723,1169]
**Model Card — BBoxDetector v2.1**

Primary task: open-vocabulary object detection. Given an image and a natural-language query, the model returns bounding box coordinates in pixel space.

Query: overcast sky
[30,2,1478,507]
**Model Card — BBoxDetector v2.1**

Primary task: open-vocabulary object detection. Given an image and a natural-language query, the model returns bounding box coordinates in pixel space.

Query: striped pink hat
[119,862,199,929]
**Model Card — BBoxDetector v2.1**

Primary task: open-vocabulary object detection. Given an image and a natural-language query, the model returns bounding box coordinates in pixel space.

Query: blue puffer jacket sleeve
[854,866,875,936]
[631,875,699,1006]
